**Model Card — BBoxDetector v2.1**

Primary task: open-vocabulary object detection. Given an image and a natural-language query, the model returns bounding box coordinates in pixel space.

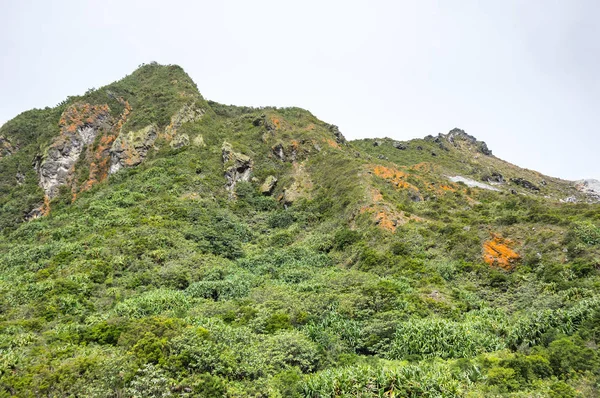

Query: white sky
[1,0,599,180]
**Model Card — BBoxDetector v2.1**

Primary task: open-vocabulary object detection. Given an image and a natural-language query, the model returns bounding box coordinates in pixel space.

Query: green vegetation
[0,64,599,396]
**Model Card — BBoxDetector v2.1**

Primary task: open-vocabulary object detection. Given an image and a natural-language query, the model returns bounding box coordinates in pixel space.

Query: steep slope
[0,64,599,397]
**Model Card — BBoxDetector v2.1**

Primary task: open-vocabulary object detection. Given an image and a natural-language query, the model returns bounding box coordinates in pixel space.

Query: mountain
[0,63,599,397]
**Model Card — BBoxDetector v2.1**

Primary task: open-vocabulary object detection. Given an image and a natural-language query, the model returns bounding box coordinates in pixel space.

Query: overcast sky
[1,1,599,180]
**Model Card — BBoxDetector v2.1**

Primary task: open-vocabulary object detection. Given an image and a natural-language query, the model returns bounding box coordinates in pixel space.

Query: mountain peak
[440,128,492,156]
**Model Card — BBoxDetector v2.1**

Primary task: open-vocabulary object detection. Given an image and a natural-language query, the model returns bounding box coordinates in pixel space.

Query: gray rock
[39,118,108,198]
[510,177,540,191]
[393,141,407,150]
[260,175,278,195]
[444,128,492,155]
[222,142,253,196]
[328,124,347,145]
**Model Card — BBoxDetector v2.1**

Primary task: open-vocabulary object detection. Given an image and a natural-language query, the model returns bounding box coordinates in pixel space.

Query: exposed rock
[272,143,286,161]
[431,151,437,157]
[15,171,25,185]
[282,162,312,205]
[510,177,540,191]
[483,233,521,271]
[443,128,492,156]
[271,141,310,162]
[38,103,110,198]
[483,172,504,184]
[0,135,16,157]
[222,142,253,195]
[575,179,600,202]
[561,196,578,203]
[448,176,500,191]
[392,141,407,150]
[373,140,383,147]
[192,135,206,147]
[252,115,265,127]
[109,124,158,174]
[24,196,50,221]
[260,175,278,195]
[170,133,190,149]
[164,103,205,139]
[416,146,423,150]
[328,124,347,145]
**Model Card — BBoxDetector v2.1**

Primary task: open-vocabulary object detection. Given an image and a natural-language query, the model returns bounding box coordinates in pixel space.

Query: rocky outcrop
[393,141,407,150]
[483,172,504,184]
[38,103,110,198]
[575,179,600,202]
[170,134,190,149]
[510,177,540,191]
[260,175,278,195]
[328,124,347,145]
[0,136,16,157]
[164,103,205,140]
[109,124,158,174]
[483,233,521,271]
[443,128,492,156]
[282,162,312,205]
[222,142,253,195]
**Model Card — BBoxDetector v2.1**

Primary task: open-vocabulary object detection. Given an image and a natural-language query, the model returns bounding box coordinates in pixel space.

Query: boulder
[260,175,278,195]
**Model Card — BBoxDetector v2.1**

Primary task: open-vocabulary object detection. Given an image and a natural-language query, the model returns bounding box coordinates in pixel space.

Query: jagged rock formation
[222,142,253,195]
[109,124,158,174]
[443,128,492,155]
[38,103,111,198]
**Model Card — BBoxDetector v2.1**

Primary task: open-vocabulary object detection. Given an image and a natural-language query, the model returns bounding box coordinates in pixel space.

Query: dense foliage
[0,64,599,397]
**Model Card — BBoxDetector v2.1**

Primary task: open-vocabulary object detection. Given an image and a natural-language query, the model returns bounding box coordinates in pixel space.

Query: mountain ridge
[1,63,599,397]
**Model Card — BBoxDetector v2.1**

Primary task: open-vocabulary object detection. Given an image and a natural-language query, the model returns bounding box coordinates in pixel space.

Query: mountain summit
[1,64,599,397]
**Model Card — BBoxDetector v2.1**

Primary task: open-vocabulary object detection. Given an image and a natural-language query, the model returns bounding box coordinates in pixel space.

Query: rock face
[483,234,521,271]
[38,103,110,198]
[222,142,253,195]
[282,162,312,205]
[328,124,347,145]
[444,128,492,156]
[164,103,205,140]
[170,134,190,149]
[260,175,278,195]
[109,124,158,174]
[576,179,600,202]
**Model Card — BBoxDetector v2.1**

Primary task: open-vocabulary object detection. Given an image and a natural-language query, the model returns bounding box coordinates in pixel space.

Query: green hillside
[0,64,599,397]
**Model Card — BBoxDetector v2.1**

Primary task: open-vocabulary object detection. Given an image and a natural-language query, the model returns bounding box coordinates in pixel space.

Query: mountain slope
[0,64,599,397]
